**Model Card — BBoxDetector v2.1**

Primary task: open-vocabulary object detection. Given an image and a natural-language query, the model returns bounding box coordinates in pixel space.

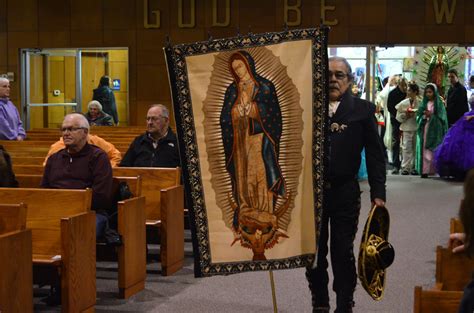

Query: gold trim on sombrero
[358,205,391,301]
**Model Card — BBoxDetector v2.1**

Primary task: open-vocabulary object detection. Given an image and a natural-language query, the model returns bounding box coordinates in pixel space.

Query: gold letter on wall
[284,0,301,27]
[144,0,160,29]
[321,0,338,26]
[212,0,230,27]
[178,0,196,28]
[433,0,457,24]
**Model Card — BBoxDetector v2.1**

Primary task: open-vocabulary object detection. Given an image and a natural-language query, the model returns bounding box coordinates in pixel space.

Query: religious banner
[165,27,329,277]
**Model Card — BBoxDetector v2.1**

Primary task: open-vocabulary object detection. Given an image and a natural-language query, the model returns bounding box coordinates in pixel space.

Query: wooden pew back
[0,229,33,313]
[16,174,142,198]
[413,286,462,313]
[0,203,27,234]
[0,188,92,258]
[450,218,464,234]
[113,167,181,221]
[436,245,474,291]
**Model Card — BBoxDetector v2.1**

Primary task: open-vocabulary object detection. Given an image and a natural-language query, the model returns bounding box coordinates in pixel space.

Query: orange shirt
[43,134,122,167]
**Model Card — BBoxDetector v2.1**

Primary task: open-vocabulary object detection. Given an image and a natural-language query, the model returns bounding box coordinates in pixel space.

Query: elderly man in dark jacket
[306,57,386,313]
[120,104,180,168]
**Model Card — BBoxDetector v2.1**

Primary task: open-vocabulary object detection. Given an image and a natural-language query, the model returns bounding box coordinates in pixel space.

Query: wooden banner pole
[269,270,278,313]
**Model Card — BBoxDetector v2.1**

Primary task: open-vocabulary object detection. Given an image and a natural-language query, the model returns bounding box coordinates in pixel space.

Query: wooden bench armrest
[117,196,146,299]
[414,286,463,313]
[60,211,96,312]
[0,229,33,313]
[160,185,184,276]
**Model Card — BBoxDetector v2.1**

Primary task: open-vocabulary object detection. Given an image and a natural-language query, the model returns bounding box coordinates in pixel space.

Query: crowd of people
[1,54,474,312]
[374,70,474,180]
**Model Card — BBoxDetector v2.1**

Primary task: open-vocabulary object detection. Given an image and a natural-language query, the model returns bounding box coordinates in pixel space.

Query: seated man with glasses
[41,113,113,240]
[120,104,180,168]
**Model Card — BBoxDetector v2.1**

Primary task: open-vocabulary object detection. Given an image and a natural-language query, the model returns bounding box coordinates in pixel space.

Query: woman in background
[93,76,118,125]
[415,83,448,178]
[84,100,114,126]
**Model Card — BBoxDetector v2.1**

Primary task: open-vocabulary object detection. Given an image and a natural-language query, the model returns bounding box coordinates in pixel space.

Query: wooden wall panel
[2,0,474,126]
[70,31,103,47]
[7,0,37,31]
[325,0,350,44]
[103,0,136,30]
[423,0,465,44]
[0,0,6,32]
[136,30,168,65]
[38,32,71,47]
[103,30,136,48]
[38,0,70,32]
[70,0,102,31]
[385,1,425,44]
[0,33,6,67]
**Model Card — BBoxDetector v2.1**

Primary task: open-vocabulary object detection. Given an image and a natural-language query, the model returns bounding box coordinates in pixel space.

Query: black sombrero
[358,205,395,301]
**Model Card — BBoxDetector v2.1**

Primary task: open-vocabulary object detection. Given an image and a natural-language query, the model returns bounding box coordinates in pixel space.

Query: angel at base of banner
[221,50,291,261]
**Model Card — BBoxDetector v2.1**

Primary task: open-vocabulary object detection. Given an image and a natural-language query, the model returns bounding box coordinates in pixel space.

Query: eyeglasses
[61,127,86,133]
[328,71,350,80]
[146,116,167,122]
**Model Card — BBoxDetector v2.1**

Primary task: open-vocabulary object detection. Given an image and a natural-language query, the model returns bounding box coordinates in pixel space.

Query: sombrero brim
[358,205,391,301]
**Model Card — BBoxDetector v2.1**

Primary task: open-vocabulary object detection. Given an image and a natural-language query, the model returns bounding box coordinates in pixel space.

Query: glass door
[21,49,81,129]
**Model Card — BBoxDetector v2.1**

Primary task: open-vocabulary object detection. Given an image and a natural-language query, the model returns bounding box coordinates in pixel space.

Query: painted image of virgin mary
[220,50,290,260]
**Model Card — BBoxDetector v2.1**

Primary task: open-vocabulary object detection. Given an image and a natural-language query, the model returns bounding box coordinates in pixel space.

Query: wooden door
[81,53,107,113]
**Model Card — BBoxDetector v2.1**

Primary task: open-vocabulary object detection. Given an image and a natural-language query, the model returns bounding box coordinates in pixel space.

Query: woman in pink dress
[415,83,448,178]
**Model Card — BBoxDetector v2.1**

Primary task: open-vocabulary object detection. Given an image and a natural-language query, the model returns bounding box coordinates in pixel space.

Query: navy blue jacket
[120,128,180,168]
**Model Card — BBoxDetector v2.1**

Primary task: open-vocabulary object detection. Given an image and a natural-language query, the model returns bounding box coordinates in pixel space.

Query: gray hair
[87,100,103,111]
[150,104,169,118]
[0,77,9,84]
[64,113,90,130]
[329,56,354,81]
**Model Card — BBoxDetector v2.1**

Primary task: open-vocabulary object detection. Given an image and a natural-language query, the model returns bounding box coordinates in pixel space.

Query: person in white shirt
[395,81,421,175]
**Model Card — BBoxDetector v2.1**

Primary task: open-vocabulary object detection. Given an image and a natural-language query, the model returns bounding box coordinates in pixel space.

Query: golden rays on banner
[202,48,303,260]
[165,27,328,276]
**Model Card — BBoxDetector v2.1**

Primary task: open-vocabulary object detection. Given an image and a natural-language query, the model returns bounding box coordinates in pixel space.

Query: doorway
[20,48,129,129]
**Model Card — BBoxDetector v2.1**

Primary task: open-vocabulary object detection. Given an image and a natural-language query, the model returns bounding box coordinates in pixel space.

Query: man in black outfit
[120,104,180,168]
[306,57,386,313]
[446,68,468,127]
[387,77,407,174]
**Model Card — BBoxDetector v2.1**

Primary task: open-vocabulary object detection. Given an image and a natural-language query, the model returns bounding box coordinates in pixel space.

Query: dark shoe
[335,301,354,313]
[313,307,330,313]
[401,169,409,175]
[391,168,400,175]
[411,170,418,175]
[421,174,428,178]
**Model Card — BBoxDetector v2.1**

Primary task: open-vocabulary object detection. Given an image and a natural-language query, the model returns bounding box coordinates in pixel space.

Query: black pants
[306,179,361,313]
[391,117,401,170]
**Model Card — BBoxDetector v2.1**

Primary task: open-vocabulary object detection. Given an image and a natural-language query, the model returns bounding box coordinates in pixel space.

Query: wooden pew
[12,164,44,175]
[413,286,462,313]
[113,167,184,276]
[0,202,27,233]
[450,218,463,234]
[0,188,95,312]
[15,174,147,299]
[0,203,33,313]
[434,245,474,291]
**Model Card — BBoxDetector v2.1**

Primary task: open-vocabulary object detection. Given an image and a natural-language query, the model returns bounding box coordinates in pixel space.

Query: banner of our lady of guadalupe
[164,27,329,277]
